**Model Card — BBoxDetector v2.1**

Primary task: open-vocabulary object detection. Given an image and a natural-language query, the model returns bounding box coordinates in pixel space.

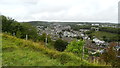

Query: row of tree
[1,15,39,41]
[1,15,52,42]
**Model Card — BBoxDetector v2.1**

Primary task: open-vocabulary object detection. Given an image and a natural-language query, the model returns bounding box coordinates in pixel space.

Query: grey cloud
[0,0,119,23]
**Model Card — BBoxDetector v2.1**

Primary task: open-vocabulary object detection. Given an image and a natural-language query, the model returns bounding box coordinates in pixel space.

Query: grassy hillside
[2,33,100,66]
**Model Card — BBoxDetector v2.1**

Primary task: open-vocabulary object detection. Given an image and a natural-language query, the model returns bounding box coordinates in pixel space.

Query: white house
[91,24,99,26]
[81,34,84,37]
[93,38,105,45]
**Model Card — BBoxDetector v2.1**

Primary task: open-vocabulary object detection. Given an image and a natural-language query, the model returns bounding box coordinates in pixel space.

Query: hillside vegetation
[2,33,98,66]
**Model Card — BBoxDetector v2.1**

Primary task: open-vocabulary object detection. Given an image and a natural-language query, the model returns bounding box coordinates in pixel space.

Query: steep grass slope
[2,33,97,66]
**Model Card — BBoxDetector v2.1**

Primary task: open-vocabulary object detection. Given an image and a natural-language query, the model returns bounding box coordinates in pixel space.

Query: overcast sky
[0,0,119,23]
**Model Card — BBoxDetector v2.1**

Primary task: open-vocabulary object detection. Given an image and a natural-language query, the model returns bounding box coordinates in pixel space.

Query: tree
[54,39,68,52]
[16,30,22,38]
[1,15,39,41]
[47,34,52,43]
[100,42,120,67]
[102,36,108,42]
[1,15,17,33]
[58,32,63,38]
[76,36,83,39]
[10,22,22,35]
[65,40,85,55]
[38,33,46,42]
[20,23,38,41]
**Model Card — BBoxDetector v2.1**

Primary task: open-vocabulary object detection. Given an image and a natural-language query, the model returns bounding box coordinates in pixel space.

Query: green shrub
[65,40,85,55]
[54,39,68,52]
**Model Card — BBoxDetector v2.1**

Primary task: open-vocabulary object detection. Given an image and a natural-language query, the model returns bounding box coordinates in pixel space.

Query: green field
[91,31,118,41]
[2,33,98,66]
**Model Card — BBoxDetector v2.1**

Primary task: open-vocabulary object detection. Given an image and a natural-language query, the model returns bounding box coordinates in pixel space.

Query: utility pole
[82,45,84,60]
[26,34,28,40]
[13,33,15,36]
[82,37,86,60]
[45,34,48,46]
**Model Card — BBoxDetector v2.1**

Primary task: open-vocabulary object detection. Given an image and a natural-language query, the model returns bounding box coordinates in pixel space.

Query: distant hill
[22,21,117,26]
[23,21,50,26]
